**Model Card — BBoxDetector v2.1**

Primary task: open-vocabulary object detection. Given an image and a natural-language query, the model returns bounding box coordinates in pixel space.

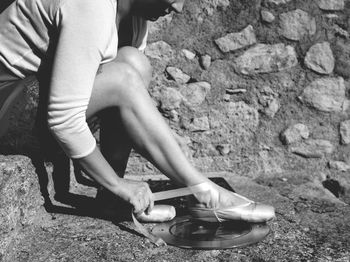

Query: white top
[0,0,148,158]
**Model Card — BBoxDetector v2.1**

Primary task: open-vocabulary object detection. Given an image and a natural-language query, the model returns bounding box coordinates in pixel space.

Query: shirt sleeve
[47,0,117,158]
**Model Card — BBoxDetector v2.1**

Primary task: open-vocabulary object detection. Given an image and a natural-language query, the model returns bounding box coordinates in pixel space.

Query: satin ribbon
[131,182,214,246]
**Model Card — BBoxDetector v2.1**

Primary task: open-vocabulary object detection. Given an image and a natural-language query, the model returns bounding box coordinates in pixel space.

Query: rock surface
[289,139,334,158]
[199,54,211,70]
[280,124,309,145]
[181,49,196,60]
[340,120,350,144]
[0,155,49,259]
[215,25,257,53]
[188,116,210,132]
[261,10,275,23]
[316,0,345,10]
[2,172,350,262]
[264,0,292,4]
[166,66,191,84]
[300,77,348,113]
[180,82,211,108]
[234,43,298,75]
[304,42,335,74]
[279,9,316,41]
[334,40,350,78]
[157,87,183,112]
[329,160,350,171]
[145,41,174,62]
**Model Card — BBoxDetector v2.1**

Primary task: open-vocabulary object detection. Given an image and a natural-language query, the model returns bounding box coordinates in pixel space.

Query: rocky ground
[1,0,350,261]
[1,159,349,261]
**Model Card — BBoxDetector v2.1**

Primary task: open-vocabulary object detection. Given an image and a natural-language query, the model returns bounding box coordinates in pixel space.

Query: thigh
[86,58,150,118]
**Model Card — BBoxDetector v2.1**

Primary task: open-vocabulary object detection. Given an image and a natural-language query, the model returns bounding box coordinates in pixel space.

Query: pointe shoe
[188,192,275,223]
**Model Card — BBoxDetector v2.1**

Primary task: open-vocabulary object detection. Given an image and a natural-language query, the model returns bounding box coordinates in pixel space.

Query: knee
[107,62,150,106]
[117,47,152,86]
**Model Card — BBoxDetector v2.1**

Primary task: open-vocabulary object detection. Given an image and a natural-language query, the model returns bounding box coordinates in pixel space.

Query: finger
[132,194,144,215]
[133,202,142,215]
[139,197,147,215]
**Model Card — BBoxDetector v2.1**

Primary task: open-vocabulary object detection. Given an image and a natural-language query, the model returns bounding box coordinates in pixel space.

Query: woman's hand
[115,178,154,215]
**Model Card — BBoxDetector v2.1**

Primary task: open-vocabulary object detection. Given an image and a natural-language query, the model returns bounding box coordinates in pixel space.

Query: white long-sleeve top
[0,0,148,158]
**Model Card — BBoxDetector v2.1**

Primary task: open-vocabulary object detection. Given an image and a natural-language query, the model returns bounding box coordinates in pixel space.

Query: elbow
[47,107,87,139]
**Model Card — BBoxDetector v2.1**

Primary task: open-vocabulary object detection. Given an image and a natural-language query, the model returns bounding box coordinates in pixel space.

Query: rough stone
[300,77,348,113]
[144,41,174,62]
[259,86,279,118]
[165,66,191,84]
[304,42,335,74]
[167,109,180,122]
[259,85,277,104]
[216,144,231,155]
[147,14,173,36]
[2,170,350,262]
[200,54,211,70]
[289,139,335,158]
[334,40,350,79]
[214,25,257,53]
[225,102,260,142]
[280,124,310,145]
[234,43,298,75]
[180,82,211,108]
[198,0,230,16]
[0,155,48,257]
[181,49,196,60]
[226,88,247,94]
[157,87,183,111]
[332,24,350,38]
[279,9,316,41]
[201,60,238,90]
[264,98,280,118]
[340,120,350,144]
[264,0,292,4]
[316,0,345,10]
[258,150,284,174]
[292,180,345,205]
[189,116,210,131]
[223,94,231,102]
[261,10,275,23]
[329,160,350,171]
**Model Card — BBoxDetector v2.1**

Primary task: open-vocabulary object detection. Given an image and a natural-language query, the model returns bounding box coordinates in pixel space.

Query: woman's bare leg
[84,47,250,211]
[98,47,153,178]
[99,108,131,178]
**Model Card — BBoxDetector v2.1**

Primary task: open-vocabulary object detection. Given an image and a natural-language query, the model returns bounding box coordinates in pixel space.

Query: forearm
[77,146,123,195]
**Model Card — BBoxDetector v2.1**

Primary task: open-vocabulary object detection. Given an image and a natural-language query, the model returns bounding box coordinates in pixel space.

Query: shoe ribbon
[132,182,214,246]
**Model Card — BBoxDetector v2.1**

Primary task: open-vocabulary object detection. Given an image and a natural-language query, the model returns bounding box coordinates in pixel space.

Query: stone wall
[131,0,350,186]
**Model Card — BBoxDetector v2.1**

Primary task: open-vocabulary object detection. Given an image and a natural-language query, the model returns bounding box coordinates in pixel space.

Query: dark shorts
[0,63,25,134]
[0,63,43,154]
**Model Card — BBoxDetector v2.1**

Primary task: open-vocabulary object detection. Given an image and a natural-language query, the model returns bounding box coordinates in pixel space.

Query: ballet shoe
[188,192,275,223]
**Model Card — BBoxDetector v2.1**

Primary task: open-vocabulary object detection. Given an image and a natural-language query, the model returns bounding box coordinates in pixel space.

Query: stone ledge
[0,155,48,259]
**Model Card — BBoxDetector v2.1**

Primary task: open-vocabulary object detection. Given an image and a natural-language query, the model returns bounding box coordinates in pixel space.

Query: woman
[0,0,275,221]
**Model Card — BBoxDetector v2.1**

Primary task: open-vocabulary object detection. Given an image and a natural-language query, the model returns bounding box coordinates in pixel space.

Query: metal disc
[152,216,270,249]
